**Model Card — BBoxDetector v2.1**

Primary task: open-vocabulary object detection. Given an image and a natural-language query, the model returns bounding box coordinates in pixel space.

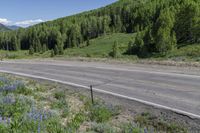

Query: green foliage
[90,123,116,133]
[61,106,69,118]
[0,0,199,57]
[135,112,187,133]
[86,39,90,46]
[45,118,67,133]
[0,95,31,118]
[110,41,120,58]
[29,45,34,55]
[54,91,66,100]
[121,123,141,133]
[54,45,59,55]
[50,49,55,57]
[0,124,7,133]
[42,44,47,53]
[55,31,64,55]
[83,97,121,124]
[153,8,177,54]
[90,104,113,123]
[51,97,68,109]
[68,113,85,130]
[166,44,200,61]
[175,1,200,44]
[65,33,134,58]
[127,33,146,57]
[14,85,33,96]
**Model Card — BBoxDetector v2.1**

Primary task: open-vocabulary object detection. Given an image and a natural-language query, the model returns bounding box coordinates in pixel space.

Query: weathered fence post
[90,85,94,104]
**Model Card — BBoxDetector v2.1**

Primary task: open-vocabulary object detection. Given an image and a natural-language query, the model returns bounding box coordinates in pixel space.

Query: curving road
[0,59,200,119]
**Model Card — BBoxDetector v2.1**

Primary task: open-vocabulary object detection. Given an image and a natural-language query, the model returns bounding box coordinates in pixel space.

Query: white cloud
[0,18,44,27]
[0,18,11,25]
[15,19,44,27]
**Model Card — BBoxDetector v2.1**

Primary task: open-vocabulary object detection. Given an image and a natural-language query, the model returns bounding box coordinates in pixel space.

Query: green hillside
[65,33,135,58]
[0,23,10,32]
[0,0,199,59]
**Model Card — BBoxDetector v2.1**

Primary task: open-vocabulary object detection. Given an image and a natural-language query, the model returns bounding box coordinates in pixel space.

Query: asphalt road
[0,60,200,119]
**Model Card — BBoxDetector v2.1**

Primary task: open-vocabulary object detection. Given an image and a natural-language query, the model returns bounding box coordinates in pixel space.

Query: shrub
[110,41,120,58]
[0,124,7,133]
[61,106,69,118]
[29,46,34,55]
[90,104,112,123]
[90,123,116,133]
[68,113,85,130]
[50,50,55,57]
[51,98,68,109]
[135,112,187,132]
[15,85,33,96]
[54,91,66,100]
[84,99,120,123]
[86,53,92,57]
[121,123,141,133]
[46,118,66,133]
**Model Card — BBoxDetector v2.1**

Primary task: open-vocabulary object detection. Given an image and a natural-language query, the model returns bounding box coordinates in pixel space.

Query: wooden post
[90,85,94,104]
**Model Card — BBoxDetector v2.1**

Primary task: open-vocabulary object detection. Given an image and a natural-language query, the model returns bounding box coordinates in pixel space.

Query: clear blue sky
[0,0,117,27]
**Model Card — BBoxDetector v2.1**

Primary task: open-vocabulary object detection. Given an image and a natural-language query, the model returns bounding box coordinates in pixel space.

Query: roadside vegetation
[0,33,200,64]
[0,74,188,132]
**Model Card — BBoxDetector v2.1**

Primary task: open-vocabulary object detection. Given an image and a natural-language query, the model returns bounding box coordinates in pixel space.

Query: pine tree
[154,8,176,54]
[132,33,145,56]
[12,35,20,51]
[42,44,47,53]
[51,49,55,57]
[56,31,64,55]
[86,38,90,46]
[111,41,120,58]
[54,45,59,55]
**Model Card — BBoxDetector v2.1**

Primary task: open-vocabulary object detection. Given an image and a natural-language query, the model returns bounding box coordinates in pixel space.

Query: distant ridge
[7,25,21,30]
[0,23,10,31]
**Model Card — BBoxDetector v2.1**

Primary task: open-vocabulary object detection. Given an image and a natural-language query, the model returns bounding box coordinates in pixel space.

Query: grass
[64,33,135,58]
[166,44,200,61]
[0,50,52,59]
[0,50,28,59]
[135,112,187,133]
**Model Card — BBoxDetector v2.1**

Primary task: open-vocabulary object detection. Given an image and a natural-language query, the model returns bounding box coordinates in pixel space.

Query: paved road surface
[0,60,200,118]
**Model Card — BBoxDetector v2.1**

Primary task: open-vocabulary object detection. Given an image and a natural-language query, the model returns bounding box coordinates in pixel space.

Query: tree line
[0,0,199,56]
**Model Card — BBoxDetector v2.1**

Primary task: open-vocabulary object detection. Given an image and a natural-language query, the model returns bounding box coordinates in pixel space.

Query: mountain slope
[7,25,21,30]
[0,23,10,31]
[0,0,199,57]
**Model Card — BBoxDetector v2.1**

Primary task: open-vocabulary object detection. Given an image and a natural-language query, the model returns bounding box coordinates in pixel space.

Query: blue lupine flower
[2,94,16,104]
[0,79,25,92]
[27,107,53,122]
[7,118,11,125]
[38,120,41,133]
[144,128,148,133]
[0,77,9,84]
[0,116,11,125]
